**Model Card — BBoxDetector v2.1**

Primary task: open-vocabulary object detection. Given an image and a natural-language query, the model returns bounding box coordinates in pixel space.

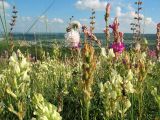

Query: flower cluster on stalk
[32,93,62,120]
[82,43,96,104]
[109,17,125,54]
[99,69,134,118]
[65,20,81,49]
[9,5,18,53]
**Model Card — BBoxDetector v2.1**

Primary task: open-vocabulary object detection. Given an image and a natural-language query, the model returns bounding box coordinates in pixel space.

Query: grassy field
[0,41,159,120]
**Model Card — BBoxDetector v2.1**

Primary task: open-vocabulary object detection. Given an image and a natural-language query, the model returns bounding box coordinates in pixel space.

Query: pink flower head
[71,42,80,48]
[82,25,89,36]
[109,17,119,32]
[106,3,111,15]
[157,23,160,29]
[111,41,125,54]
[148,50,156,58]
[119,32,124,38]
[119,32,124,41]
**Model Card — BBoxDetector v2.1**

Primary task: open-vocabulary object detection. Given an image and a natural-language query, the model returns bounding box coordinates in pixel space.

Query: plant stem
[85,101,90,120]
[131,94,134,120]
[2,0,9,49]
[138,82,143,120]
[0,15,8,44]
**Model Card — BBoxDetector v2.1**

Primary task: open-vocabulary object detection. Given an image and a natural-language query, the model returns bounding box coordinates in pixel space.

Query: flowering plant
[65,21,81,48]
[109,17,125,54]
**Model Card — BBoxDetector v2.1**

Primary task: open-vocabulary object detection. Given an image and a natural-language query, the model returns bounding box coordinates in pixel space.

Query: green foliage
[0,48,159,120]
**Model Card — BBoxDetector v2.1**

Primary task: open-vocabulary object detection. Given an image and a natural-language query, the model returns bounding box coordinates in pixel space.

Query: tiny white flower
[141,52,147,60]
[111,91,117,100]
[108,48,115,58]
[14,63,20,74]
[124,99,131,113]
[125,81,134,93]
[126,69,133,81]
[9,52,18,63]
[40,116,48,120]
[65,29,80,48]
[20,58,29,69]
[135,42,141,51]
[99,82,104,93]
[70,20,81,30]
[101,47,107,58]
[22,71,30,81]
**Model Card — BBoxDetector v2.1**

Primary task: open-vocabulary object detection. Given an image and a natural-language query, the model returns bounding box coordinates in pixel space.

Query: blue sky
[2,0,160,33]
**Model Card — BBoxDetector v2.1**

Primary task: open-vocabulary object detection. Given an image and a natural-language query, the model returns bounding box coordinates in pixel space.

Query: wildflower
[143,37,148,45]
[141,52,147,60]
[9,52,18,63]
[99,82,104,92]
[65,20,81,48]
[65,29,80,48]
[108,48,115,58]
[105,3,111,18]
[124,99,131,113]
[101,47,107,58]
[109,17,119,32]
[20,58,29,69]
[119,32,124,42]
[6,87,17,99]
[135,42,141,52]
[125,81,134,93]
[82,25,101,46]
[110,91,117,100]
[40,62,48,71]
[69,20,81,30]
[32,93,62,120]
[111,42,125,54]
[126,69,133,81]
[148,50,156,58]
[14,63,20,74]
[22,71,30,81]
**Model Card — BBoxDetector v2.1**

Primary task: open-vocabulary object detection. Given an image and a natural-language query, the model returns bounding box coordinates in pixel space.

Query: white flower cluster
[151,87,160,108]
[101,48,115,59]
[99,69,134,117]
[65,21,81,48]
[32,93,62,120]
[9,50,30,76]
[65,30,80,48]
[6,50,31,96]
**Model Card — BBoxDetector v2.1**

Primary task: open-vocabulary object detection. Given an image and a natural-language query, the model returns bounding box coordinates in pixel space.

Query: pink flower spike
[106,3,111,15]
[119,32,124,38]
[111,42,125,54]
[109,17,119,32]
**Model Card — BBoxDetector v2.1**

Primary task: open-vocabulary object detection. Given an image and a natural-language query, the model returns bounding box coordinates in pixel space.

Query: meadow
[0,41,160,120]
[0,0,160,120]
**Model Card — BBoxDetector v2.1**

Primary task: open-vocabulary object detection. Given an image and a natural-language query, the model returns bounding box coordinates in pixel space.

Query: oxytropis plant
[109,17,125,57]
[99,69,134,119]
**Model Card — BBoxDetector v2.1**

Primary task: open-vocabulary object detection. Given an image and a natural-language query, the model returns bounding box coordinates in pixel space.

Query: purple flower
[111,42,125,54]
[109,17,119,32]
[148,50,156,58]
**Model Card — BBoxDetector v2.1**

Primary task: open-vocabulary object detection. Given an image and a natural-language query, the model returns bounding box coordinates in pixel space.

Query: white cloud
[39,15,49,23]
[145,17,153,25]
[39,16,64,24]
[0,1,10,10]
[75,0,107,11]
[21,16,32,22]
[51,18,64,23]
[79,18,88,22]
[127,4,134,11]
[13,15,65,32]
[113,5,156,33]
[115,7,123,17]
[143,17,156,33]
